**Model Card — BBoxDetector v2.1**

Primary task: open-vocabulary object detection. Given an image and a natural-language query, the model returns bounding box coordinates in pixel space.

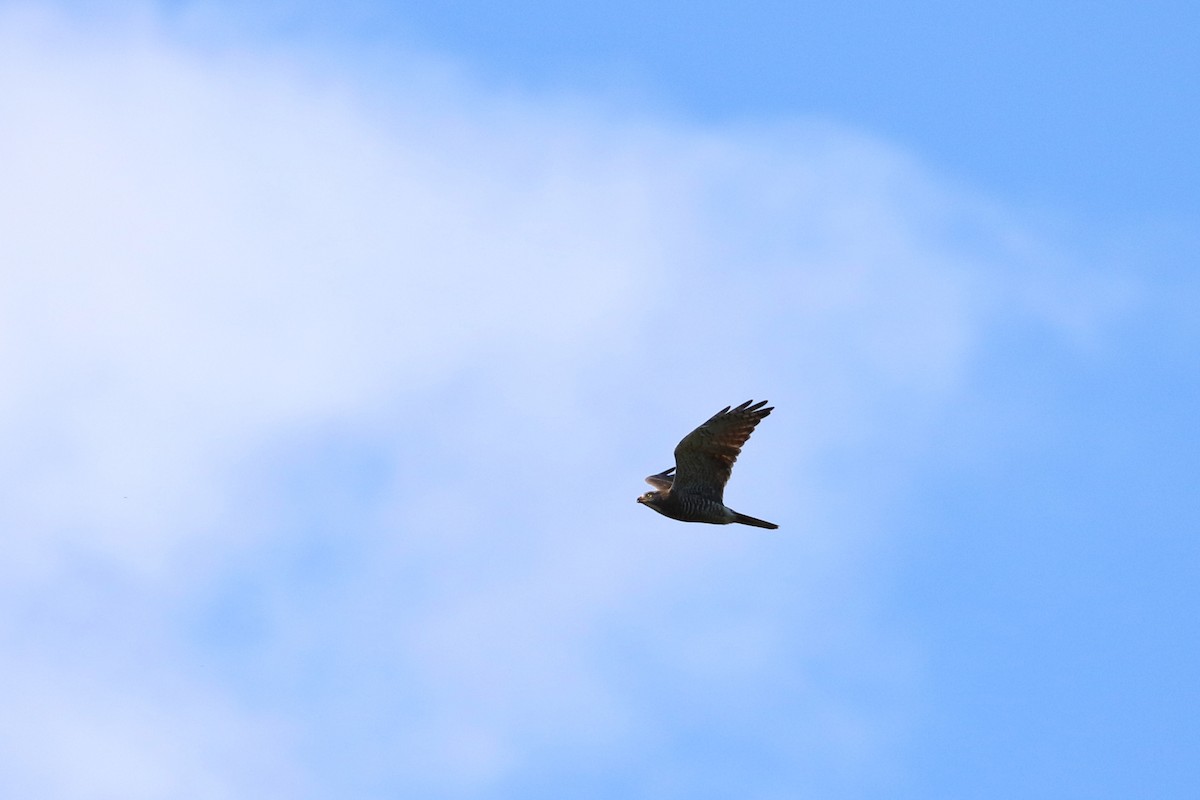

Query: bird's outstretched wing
[644,467,675,490]
[672,400,772,502]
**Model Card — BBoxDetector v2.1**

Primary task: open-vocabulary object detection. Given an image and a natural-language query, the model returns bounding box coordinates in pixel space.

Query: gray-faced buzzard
[636,400,778,529]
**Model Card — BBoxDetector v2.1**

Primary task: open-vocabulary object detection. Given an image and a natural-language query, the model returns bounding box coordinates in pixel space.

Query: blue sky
[181,0,1200,219]
[1,2,1197,798]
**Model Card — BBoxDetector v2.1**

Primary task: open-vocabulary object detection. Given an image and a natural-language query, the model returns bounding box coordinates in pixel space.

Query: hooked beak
[636,496,643,504]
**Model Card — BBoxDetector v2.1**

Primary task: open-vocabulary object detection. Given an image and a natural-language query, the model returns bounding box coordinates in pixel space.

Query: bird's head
[636,490,661,507]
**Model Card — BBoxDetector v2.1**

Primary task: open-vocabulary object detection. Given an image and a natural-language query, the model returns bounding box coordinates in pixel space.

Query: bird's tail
[732,512,778,530]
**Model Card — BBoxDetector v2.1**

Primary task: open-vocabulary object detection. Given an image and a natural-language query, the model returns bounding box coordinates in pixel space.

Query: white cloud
[0,5,1114,797]
[0,645,305,799]
[1,3,676,582]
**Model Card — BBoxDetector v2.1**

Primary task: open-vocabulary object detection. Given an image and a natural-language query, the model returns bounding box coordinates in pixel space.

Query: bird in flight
[636,400,778,529]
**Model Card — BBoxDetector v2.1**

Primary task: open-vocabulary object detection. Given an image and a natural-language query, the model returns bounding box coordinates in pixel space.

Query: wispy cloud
[0,6,1117,797]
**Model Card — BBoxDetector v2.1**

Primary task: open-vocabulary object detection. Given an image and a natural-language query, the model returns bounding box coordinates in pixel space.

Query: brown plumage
[636,400,778,529]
